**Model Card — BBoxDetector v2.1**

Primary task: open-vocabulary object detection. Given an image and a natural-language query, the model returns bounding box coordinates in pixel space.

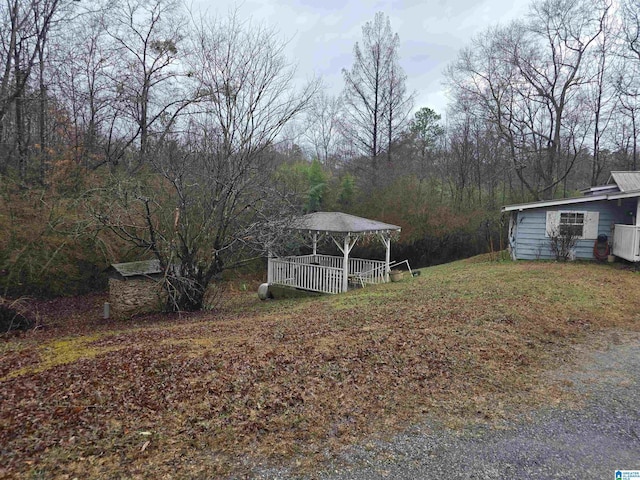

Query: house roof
[502,171,640,212]
[109,259,162,278]
[609,171,640,192]
[290,212,401,235]
[502,195,608,212]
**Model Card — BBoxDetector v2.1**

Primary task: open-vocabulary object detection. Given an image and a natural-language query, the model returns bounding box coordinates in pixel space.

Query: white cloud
[192,0,532,115]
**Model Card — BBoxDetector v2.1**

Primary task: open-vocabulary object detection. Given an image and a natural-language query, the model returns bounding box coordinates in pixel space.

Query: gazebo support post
[334,234,357,293]
[379,233,391,282]
[312,233,318,256]
[267,250,273,284]
[342,235,351,293]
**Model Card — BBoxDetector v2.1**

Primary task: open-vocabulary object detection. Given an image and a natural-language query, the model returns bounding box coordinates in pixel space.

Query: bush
[0,179,111,298]
[547,227,579,261]
[0,298,34,333]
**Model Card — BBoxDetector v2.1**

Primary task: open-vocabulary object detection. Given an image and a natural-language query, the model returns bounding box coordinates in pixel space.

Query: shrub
[547,227,579,261]
[0,298,34,333]
[0,178,111,298]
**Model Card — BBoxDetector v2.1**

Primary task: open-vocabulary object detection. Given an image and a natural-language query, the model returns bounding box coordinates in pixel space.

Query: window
[559,212,584,237]
[545,210,599,240]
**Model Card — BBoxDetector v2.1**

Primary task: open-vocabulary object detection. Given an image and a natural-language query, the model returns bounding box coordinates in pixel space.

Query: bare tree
[302,91,342,170]
[583,4,618,185]
[447,0,609,200]
[622,0,640,61]
[341,12,412,187]
[0,0,67,179]
[615,62,640,169]
[96,10,318,311]
[519,0,608,198]
[615,0,640,170]
[50,3,113,168]
[446,105,475,208]
[101,0,192,169]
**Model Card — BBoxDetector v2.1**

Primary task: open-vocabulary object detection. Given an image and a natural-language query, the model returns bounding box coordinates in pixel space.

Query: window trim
[545,210,599,240]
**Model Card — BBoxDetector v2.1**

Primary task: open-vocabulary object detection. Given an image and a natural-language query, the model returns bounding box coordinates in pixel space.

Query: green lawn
[2,257,640,478]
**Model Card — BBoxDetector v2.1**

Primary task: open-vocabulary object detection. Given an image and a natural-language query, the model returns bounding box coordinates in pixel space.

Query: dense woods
[1,0,639,308]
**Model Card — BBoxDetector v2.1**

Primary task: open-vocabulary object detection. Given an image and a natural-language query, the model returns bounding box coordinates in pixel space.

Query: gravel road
[256,330,640,480]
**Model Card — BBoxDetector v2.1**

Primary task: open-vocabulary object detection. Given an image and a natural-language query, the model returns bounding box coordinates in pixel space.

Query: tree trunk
[38,40,48,184]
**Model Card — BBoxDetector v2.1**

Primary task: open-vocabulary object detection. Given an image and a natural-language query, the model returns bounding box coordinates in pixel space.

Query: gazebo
[267,212,401,294]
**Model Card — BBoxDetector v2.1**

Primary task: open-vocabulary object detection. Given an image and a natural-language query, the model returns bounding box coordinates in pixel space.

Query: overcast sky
[193,0,533,116]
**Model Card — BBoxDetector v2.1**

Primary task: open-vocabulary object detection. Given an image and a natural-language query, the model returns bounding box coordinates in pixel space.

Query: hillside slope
[1,258,640,478]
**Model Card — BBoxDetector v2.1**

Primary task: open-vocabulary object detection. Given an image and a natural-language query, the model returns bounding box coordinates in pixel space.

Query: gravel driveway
[257,331,640,480]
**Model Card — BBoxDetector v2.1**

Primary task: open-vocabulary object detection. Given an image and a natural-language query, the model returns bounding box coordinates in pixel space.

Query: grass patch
[1,258,639,478]
[1,335,121,380]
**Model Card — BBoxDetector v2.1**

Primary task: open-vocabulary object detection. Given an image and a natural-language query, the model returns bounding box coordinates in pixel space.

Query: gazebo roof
[291,212,401,235]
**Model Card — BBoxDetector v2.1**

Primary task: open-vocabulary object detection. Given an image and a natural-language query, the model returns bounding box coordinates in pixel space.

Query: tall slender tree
[408,106,444,179]
[341,12,412,188]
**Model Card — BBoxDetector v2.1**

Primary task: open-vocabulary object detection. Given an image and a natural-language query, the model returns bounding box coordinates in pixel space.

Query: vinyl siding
[512,199,637,260]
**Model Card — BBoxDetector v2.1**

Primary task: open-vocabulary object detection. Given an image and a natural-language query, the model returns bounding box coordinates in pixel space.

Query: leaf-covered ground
[2,258,640,478]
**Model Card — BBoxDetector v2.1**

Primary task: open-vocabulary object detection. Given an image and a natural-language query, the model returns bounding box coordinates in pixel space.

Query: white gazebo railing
[348,257,387,284]
[268,257,343,294]
[268,254,388,294]
[612,224,640,262]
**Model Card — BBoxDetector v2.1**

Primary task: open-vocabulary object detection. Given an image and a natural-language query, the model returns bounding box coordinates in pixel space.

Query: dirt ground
[255,330,640,479]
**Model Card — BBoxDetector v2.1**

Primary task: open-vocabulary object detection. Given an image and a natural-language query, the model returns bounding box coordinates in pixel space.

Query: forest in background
[0,0,639,307]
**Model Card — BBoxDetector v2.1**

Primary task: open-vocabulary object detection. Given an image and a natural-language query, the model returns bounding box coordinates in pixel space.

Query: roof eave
[502,190,640,212]
[501,195,608,212]
[300,227,401,235]
[607,190,640,200]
